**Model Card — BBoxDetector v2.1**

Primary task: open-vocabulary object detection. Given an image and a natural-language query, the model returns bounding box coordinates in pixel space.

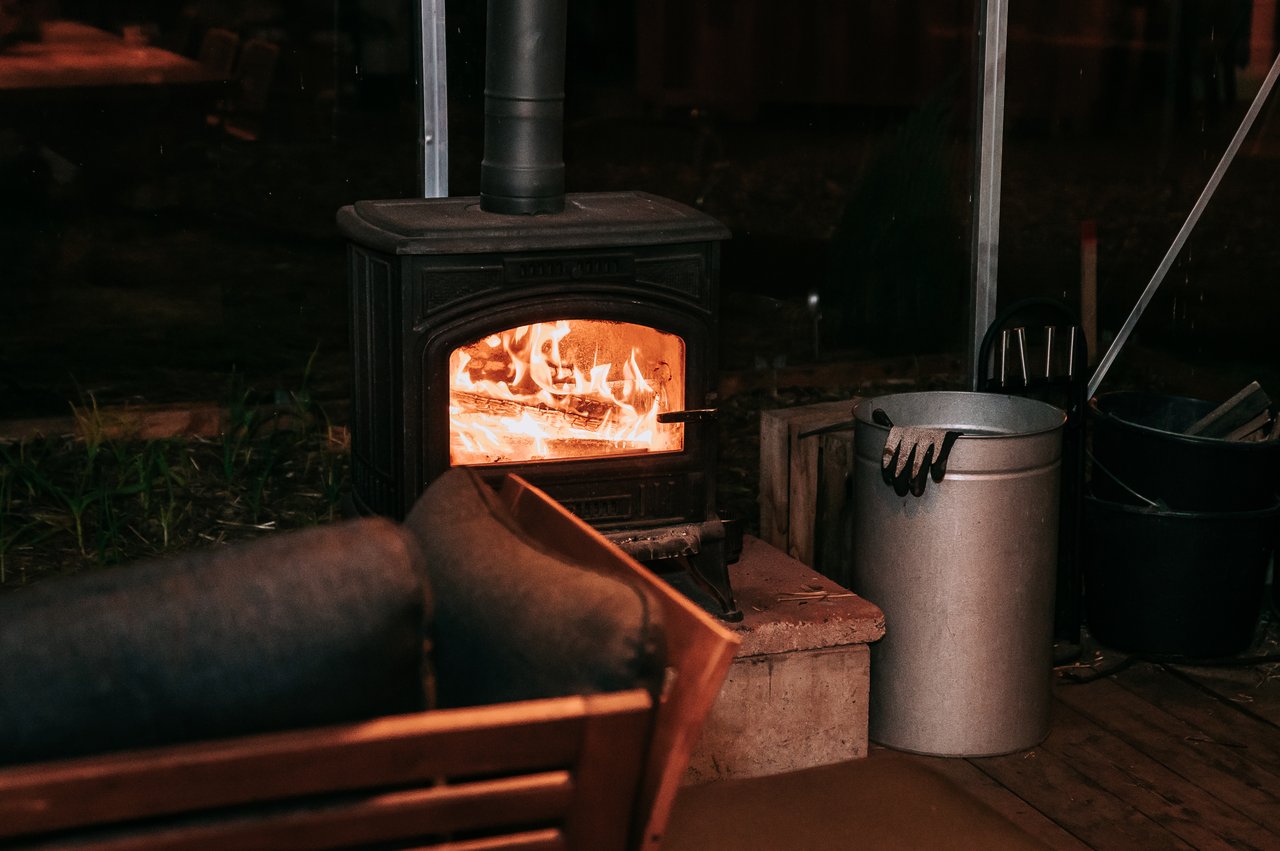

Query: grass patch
[0,385,349,592]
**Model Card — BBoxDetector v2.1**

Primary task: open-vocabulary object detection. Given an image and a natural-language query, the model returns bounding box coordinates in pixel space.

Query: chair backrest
[975,297,1087,399]
[196,27,239,76]
[975,296,1087,646]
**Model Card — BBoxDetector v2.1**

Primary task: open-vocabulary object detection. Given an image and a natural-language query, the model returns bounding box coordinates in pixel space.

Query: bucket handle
[1086,449,1159,508]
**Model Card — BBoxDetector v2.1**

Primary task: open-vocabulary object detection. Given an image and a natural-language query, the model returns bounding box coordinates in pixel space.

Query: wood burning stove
[338,193,740,618]
[337,0,741,619]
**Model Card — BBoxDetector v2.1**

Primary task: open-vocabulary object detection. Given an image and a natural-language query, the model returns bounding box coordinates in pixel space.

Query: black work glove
[874,409,961,498]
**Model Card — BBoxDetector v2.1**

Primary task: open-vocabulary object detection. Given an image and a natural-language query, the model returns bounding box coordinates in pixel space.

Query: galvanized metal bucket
[852,391,1066,757]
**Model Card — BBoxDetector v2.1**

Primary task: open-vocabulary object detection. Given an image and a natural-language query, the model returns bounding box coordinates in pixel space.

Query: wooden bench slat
[0,692,652,839]
[419,828,566,851]
[35,773,574,851]
[563,691,652,851]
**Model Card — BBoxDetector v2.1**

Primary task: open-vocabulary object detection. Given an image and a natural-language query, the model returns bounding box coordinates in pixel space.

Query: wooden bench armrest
[499,475,741,850]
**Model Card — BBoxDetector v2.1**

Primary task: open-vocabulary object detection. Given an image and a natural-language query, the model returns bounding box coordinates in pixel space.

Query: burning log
[452,389,618,431]
[449,319,683,465]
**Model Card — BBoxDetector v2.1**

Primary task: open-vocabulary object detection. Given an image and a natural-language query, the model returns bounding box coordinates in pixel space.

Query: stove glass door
[448,319,685,465]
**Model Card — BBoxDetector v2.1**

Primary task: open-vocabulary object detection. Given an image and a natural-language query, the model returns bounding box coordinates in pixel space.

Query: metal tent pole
[418,0,449,198]
[969,0,1009,389]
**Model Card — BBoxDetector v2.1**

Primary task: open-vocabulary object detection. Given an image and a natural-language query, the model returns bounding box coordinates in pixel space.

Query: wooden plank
[564,690,651,851]
[1114,662,1280,779]
[1224,410,1271,441]
[903,752,1090,850]
[970,750,1189,849]
[967,722,1192,849]
[1164,663,1280,729]
[815,429,855,587]
[69,773,575,851]
[969,751,1191,850]
[786,404,856,566]
[0,696,629,838]
[785,415,821,565]
[758,400,855,564]
[1185,381,1269,437]
[1055,676,1280,834]
[758,405,793,550]
[428,831,565,851]
[1042,700,1279,849]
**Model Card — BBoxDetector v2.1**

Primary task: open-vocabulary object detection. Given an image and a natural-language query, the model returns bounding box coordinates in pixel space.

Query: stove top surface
[338,191,731,255]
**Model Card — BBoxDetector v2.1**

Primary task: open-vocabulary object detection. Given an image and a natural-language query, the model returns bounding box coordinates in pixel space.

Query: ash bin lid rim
[853,391,1067,440]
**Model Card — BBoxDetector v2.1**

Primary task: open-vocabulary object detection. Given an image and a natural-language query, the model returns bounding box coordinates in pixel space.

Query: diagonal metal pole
[969,0,1008,389]
[418,0,449,198]
[1088,48,1280,399]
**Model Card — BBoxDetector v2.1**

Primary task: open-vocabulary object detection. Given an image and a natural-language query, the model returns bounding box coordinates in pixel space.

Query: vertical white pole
[969,0,1009,388]
[1250,0,1277,78]
[1080,220,1098,365]
[419,0,449,198]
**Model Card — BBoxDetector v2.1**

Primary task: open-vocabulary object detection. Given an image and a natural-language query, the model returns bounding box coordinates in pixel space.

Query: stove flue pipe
[480,0,568,215]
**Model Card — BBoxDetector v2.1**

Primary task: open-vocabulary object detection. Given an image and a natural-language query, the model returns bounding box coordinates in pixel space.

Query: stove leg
[686,539,743,622]
[604,516,744,621]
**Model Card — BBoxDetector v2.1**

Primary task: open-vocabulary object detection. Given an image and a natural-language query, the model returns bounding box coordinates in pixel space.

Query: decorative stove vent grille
[508,255,634,282]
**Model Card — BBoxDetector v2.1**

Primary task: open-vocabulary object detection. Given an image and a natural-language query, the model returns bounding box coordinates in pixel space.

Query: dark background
[2,0,1278,418]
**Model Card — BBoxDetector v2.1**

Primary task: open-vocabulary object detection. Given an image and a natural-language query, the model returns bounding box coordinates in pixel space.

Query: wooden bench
[0,475,740,851]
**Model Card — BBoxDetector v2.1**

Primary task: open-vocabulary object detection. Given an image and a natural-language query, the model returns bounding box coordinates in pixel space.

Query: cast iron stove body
[338,192,742,618]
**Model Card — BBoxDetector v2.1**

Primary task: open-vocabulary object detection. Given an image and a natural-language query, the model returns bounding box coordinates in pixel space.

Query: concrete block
[686,536,884,783]
[686,644,871,783]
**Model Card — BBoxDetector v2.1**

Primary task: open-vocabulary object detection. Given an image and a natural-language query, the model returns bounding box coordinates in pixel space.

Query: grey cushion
[404,468,666,708]
[0,517,431,766]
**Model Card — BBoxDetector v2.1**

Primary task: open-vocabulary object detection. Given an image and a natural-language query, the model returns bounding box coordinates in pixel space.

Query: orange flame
[449,320,685,464]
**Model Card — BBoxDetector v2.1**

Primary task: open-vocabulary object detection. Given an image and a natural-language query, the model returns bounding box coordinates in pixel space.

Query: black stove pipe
[480,0,568,215]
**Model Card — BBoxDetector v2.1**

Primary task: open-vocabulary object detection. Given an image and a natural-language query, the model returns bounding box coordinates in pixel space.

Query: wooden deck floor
[899,615,1280,850]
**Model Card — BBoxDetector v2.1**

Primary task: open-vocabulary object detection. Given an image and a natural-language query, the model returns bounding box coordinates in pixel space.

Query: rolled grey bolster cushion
[405,469,666,709]
[0,517,431,766]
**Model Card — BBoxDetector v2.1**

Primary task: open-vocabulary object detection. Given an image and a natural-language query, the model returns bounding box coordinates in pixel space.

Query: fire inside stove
[449,319,686,465]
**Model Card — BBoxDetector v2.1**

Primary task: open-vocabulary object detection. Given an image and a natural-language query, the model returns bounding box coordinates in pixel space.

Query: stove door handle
[657,408,718,424]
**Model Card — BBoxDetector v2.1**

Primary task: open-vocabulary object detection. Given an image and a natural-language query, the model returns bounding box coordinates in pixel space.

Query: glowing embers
[449,320,685,464]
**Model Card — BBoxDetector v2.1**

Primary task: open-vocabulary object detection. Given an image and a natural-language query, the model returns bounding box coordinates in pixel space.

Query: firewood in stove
[546,440,649,456]
[452,390,624,431]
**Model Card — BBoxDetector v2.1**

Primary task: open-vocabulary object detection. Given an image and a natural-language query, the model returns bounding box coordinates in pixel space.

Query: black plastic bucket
[1090,391,1280,512]
[1083,495,1278,658]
